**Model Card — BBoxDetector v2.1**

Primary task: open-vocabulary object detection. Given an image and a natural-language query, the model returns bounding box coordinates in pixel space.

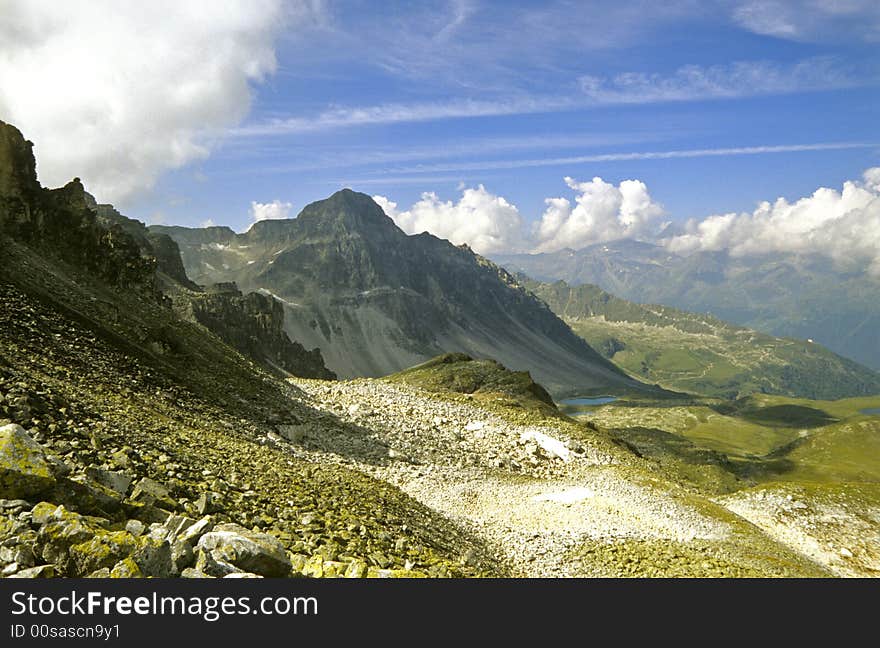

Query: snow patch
[519,429,571,462]
[256,288,302,308]
[532,487,595,504]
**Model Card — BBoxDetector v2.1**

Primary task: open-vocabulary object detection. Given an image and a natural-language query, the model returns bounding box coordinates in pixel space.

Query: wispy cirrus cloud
[731,0,880,43]
[234,57,869,137]
[578,57,864,104]
[230,96,573,136]
[376,142,875,175]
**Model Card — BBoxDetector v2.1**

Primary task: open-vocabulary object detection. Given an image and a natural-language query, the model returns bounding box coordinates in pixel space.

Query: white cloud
[372,169,880,277]
[732,0,880,42]
[664,168,880,274]
[235,55,862,137]
[373,177,665,256]
[250,200,293,222]
[376,142,872,175]
[200,218,216,228]
[232,96,572,136]
[533,177,667,253]
[579,58,861,105]
[373,187,526,255]
[0,0,295,203]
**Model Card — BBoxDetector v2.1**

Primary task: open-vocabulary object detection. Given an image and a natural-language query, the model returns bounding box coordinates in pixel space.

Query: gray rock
[8,564,55,578]
[130,537,173,578]
[195,548,243,577]
[0,498,32,510]
[0,424,56,499]
[178,516,213,544]
[195,492,213,515]
[124,519,145,537]
[171,540,194,574]
[162,514,196,543]
[86,467,133,496]
[130,477,176,509]
[197,523,291,577]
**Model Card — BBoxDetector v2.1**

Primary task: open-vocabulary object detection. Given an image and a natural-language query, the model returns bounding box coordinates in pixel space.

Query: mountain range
[495,240,880,372]
[3,117,880,579]
[522,277,880,400]
[151,193,643,398]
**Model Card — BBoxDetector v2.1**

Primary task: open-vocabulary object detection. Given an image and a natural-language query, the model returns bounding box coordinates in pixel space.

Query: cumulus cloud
[533,177,666,253]
[664,168,880,274]
[373,168,880,277]
[373,187,526,255]
[250,200,293,222]
[0,0,292,203]
[373,177,666,255]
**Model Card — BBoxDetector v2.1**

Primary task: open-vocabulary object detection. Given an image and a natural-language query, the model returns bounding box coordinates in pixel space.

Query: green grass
[575,392,880,491]
[525,277,880,400]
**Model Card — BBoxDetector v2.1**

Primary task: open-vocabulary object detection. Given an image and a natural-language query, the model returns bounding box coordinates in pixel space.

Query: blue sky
[3,1,879,254]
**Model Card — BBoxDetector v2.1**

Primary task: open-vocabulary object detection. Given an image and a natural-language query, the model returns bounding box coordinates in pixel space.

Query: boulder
[0,424,56,499]
[171,540,194,574]
[85,467,133,496]
[35,505,107,569]
[130,477,177,510]
[177,516,213,544]
[197,523,291,577]
[69,531,138,575]
[195,547,243,577]
[8,564,55,578]
[129,536,173,577]
[110,557,142,578]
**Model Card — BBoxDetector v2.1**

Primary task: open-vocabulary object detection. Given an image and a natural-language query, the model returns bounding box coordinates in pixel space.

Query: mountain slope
[0,119,495,578]
[495,240,880,372]
[523,278,880,400]
[153,191,647,397]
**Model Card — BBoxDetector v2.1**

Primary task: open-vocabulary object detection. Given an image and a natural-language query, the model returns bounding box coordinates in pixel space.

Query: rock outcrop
[187,284,335,380]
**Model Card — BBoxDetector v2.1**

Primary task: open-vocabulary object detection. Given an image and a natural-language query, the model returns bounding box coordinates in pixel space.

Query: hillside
[152,191,645,398]
[495,240,880,372]
[2,118,878,579]
[523,277,880,400]
[0,119,495,578]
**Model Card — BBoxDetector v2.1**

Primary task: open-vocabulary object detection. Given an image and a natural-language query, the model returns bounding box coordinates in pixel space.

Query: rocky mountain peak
[0,120,40,200]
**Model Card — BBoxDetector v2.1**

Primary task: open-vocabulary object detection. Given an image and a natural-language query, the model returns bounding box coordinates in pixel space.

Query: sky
[1,0,879,262]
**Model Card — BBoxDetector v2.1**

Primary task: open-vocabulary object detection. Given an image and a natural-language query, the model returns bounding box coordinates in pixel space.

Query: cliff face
[0,121,156,292]
[0,119,334,382]
[188,283,336,380]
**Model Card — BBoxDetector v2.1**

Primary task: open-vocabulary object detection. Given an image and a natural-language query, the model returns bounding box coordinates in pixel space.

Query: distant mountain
[522,277,880,400]
[153,190,648,397]
[495,240,880,372]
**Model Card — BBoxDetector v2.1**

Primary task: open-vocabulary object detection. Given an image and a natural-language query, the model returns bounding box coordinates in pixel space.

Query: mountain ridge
[522,276,880,400]
[152,191,650,397]
[495,240,880,371]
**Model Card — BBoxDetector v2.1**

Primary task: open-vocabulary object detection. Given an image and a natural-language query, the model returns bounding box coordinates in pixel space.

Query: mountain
[0,119,492,578]
[152,191,647,397]
[494,240,880,372]
[522,277,880,400]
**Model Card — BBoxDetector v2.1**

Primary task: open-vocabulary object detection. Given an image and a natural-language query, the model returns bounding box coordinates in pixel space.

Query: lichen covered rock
[197,523,291,577]
[0,424,56,499]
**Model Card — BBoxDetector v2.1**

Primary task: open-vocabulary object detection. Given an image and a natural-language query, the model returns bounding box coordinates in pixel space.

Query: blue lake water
[559,396,618,407]
[861,408,880,415]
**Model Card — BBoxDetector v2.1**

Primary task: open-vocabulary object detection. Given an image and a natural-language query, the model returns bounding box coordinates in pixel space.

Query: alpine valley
[2,118,880,580]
